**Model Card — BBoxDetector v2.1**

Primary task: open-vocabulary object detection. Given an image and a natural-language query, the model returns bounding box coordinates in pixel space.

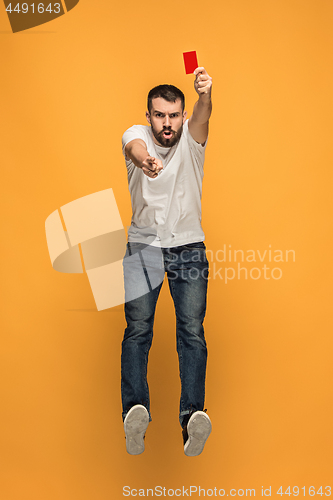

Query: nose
[164,115,171,128]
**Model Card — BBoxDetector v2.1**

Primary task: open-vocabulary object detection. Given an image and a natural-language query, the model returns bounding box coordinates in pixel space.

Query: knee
[123,322,153,345]
[177,319,207,346]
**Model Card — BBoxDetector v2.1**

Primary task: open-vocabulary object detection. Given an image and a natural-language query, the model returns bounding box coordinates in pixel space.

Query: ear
[146,111,151,125]
[182,110,187,123]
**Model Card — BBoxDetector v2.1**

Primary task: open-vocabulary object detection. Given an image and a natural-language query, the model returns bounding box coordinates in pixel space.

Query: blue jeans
[121,241,209,427]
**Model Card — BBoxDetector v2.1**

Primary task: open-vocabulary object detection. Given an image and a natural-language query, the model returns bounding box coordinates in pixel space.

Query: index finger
[153,158,163,170]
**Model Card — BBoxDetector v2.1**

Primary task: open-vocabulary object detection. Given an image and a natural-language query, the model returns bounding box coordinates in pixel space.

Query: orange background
[1,1,333,498]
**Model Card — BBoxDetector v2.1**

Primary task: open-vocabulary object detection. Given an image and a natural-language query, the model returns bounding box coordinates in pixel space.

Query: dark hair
[147,84,185,113]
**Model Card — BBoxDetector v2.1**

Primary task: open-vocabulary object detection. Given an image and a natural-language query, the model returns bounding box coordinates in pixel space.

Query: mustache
[158,128,174,134]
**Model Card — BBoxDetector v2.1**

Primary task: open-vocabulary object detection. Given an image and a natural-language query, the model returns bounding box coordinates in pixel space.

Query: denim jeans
[121,241,209,427]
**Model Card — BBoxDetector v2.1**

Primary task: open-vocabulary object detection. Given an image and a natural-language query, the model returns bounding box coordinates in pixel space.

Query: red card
[183,51,198,74]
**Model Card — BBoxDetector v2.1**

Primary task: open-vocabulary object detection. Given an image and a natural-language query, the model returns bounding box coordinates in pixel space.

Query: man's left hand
[194,67,212,97]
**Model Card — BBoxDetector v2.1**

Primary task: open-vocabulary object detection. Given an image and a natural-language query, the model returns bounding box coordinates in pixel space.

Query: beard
[151,123,183,148]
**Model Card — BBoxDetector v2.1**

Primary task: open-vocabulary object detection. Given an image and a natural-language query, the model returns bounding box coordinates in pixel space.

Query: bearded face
[150,121,184,147]
[146,97,187,148]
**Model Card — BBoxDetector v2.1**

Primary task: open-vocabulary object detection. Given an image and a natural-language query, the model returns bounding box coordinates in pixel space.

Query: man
[121,67,212,456]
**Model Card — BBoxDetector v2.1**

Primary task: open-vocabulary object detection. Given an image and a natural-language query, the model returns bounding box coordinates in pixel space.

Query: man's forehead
[150,97,183,113]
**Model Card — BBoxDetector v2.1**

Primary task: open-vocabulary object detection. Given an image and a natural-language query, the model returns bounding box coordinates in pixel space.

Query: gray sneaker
[124,405,149,455]
[183,411,212,456]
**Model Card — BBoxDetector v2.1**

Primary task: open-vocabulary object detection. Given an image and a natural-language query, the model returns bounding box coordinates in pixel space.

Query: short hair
[147,84,185,113]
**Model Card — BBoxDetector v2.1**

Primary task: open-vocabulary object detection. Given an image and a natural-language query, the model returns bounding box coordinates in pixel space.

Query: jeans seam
[142,281,163,414]
[169,277,186,414]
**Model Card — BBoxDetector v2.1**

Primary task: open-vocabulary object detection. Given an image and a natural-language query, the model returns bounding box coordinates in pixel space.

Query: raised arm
[188,67,212,145]
[125,139,163,178]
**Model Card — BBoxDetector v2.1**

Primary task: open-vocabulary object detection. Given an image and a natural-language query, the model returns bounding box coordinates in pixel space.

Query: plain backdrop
[0,1,332,498]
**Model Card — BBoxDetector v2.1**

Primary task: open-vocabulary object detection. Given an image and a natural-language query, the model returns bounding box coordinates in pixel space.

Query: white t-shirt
[122,119,207,248]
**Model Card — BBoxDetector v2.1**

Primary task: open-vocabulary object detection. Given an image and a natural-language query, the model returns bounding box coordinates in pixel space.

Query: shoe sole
[184,411,212,457]
[124,405,149,455]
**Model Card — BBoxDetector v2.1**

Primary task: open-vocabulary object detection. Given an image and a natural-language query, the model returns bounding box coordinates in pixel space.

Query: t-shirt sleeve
[122,125,148,159]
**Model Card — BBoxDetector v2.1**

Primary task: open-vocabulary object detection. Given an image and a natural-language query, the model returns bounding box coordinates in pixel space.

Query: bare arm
[188,67,212,145]
[125,139,163,178]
